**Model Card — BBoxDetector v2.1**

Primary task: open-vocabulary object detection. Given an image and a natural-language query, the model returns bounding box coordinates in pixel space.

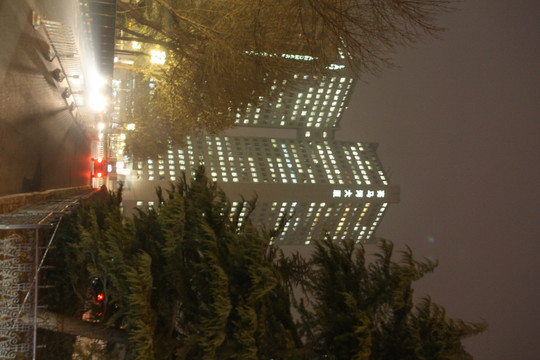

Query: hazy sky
[338,1,540,358]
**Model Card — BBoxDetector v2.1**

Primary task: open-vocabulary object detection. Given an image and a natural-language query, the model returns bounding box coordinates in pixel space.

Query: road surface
[0,0,92,196]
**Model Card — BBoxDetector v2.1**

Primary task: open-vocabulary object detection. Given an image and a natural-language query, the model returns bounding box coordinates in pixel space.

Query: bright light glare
[87,70,108,112]
[151,50,166,65]
[88,72,106,90]
[116,161,131,175]
[126,123,136,131]
[89,91,106,112]
[98,122,105,131]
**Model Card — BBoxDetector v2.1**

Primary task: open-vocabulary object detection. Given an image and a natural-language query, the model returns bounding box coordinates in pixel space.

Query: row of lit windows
[140,137,388,189]
[342,144,390,186]
[240,201,390,244]
[236,74,354,128]
[128,198,387,245]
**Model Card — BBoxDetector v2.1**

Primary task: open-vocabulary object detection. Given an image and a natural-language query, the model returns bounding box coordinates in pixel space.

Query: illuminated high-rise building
[234,70,356,132]
[121,135,399,244]
[114,58,399,244]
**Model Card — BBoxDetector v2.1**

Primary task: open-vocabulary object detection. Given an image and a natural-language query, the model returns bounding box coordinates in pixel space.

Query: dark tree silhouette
[116,0,452,158]
[44,167,485,359]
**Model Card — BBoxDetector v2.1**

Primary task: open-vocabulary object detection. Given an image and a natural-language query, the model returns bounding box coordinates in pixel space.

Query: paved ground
[0,0,91,196]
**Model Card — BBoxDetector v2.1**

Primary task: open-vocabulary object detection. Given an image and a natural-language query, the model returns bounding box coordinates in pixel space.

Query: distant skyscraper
[121,135,399,244]
[234,70,356,132]
[114,58,399,244]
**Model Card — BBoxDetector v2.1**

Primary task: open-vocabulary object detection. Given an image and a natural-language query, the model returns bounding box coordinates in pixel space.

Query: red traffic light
[96,293,104,302]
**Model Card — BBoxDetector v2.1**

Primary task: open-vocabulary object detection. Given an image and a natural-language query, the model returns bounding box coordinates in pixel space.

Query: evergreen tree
[154,166,302,359]
[55,167,301,358]
[45,169,485,359]
[298,236,487,359]
[125,251,156,360]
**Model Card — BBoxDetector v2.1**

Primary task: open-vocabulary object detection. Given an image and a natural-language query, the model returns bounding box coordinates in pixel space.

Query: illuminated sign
[332,189,385,199]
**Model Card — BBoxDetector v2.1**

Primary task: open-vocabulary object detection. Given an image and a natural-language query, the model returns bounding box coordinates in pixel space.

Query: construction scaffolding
[0,190,96,359]
[0,235,32,359]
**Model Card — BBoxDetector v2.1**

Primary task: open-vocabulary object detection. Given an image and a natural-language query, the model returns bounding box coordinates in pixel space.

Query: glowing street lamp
[89,91,107,112]
[150,50,166,65]
[88,71,109,112]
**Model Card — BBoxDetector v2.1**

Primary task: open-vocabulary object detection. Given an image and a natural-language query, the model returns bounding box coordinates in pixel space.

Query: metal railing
[35,14,86,128]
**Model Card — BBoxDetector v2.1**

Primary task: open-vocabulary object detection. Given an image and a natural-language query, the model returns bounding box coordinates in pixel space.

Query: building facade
[234,70,356,132]
[112,55,399,244]
[121,135,399,245]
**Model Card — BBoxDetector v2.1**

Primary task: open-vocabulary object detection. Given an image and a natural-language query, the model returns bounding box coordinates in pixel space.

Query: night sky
[338,1,540,358]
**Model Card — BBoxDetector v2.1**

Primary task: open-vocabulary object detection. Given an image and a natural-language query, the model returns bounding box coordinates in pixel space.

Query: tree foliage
[49,167,485,358]
[51,167,301,359]
[297,237,486,359]
[117,0,452,158]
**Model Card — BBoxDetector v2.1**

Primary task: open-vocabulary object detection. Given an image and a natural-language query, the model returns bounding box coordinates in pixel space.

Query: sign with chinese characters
[332,189,386,199]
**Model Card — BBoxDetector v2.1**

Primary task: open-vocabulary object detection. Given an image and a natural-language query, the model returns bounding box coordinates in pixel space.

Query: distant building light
[281,53,315,61]
[327,64,345,70]
[244,51,316,62]
[332,188,386,199]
